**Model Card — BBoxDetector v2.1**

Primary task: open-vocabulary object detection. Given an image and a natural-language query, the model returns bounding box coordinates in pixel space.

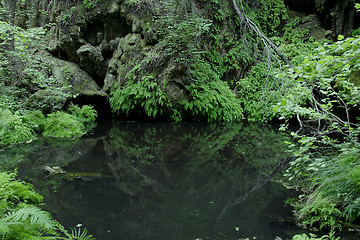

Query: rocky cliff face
[2,0,245,120]
[1,0,358,120]
[1,0,160,110]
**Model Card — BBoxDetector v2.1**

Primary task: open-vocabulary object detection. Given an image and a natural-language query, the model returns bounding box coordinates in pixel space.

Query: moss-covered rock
[24,50,106,113]
[104,33,147,91]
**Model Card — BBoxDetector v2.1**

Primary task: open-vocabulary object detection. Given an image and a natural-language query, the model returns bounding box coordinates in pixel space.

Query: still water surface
[2,121,306,239]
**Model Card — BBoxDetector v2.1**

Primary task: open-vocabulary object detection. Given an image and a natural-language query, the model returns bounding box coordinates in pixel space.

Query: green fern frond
[0,219,10,233]
[70,227,95,240]
[53,221,95,240]
[6,205,54,230]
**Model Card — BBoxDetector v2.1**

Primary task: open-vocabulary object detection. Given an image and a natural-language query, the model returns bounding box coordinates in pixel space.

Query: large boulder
[26,51,106,112]
[104,33,147,91]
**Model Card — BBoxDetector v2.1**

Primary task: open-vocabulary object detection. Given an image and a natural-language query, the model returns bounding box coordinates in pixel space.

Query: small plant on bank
[291,233,339,240]
[0,105,97,147]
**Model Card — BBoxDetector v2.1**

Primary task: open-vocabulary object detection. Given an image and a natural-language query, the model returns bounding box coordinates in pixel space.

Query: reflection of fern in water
[109,122,178,163]
[181,123,243,169]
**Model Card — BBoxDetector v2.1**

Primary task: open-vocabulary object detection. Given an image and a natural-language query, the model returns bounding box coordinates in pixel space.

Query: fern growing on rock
[180,60,243,121]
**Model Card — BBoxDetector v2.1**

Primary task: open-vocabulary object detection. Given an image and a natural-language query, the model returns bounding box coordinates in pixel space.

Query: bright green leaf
[337,35,345,41]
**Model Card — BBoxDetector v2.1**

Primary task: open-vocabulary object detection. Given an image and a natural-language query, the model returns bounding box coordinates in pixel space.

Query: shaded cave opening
[49,48,69,60]
[72,94,113,121]
[284,0,316,14]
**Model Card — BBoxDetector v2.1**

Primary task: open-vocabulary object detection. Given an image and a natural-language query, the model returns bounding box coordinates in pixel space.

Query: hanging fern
[53,221,95,240]
[70,227,95,240]
[180,59,243,121]
[110,72,176,119]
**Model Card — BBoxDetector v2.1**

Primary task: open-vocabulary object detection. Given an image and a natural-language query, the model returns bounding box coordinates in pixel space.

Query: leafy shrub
[285,136,360,233]
[0,171,43,208]
[281,35,360,234]
[0,109,36,146]
[295,194,344,233]
[351,27,360,37]
[42,111,86,138]
[275,36,360,122]
[310,146,360,223]
[0,171,50,239]
[0,105,97,147]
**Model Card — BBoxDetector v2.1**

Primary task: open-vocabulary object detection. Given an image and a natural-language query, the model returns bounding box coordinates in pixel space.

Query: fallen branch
[232,0,292,67]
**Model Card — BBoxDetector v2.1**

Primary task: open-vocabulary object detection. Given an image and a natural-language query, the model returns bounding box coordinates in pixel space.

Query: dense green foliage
[180,60,243,121]
[109,0,264,121]
[154,0,212,63]
[0,15,98,147]
[255,0,289,36]
[0,109,37,146]
[277,35,360,235]
[110,59,243,121]
[0,105,97,147]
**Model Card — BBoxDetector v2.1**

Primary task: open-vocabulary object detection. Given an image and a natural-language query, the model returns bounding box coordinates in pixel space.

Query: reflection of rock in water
[1,138,101,183]
[163,139,188,161]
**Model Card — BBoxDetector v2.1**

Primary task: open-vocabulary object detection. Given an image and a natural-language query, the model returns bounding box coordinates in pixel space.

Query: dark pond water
[0,121,326,239]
